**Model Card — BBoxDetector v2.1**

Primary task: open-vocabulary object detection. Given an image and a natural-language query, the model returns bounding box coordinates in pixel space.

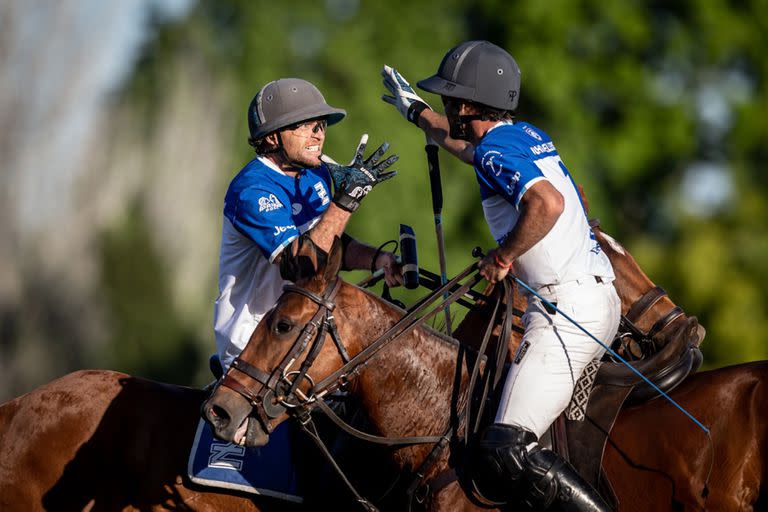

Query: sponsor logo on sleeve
[505,171,522,193]
[314,182,330,205]
[523,125,543,141]
[273,225,297,236]
[481,150,504,176]
[258,194,283,212]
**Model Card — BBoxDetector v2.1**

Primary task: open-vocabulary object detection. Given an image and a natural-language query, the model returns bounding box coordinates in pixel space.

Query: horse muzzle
[202,392,270,447]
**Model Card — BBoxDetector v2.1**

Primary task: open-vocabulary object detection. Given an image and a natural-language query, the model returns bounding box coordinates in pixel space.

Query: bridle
[221,263,489,429]
[219,277,346,433]
[217,263,511,511]
[587,219,687,360]
[616,285,686,358]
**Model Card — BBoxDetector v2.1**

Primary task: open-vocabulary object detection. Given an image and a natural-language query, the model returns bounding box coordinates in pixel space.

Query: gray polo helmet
[417,41,521,111]
[248,78,346,140]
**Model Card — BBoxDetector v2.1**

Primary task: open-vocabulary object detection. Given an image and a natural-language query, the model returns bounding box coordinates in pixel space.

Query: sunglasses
[285,118,328,136]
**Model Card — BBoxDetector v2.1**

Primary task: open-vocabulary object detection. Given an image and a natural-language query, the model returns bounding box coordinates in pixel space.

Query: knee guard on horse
[473,423,612,511]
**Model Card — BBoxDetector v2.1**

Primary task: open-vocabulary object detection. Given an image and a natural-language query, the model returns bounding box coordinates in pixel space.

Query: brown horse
[203,238,768,511]
[0,368,402,511]
[1,224,761,511]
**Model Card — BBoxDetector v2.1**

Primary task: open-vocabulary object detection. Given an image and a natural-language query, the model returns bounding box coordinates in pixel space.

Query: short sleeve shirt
[473,122,614,290]
[214,156,332,370]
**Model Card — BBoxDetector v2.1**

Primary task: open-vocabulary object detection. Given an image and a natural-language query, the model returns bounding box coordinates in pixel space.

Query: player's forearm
[307,203,351,253]
[498,193,563,262]
[342,239,378,271]
[417,109,475,164]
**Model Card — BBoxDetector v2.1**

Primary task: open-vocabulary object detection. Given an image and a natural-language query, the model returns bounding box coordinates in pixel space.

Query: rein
[221,260,516,510]
[588,219,686,358]
[619,286,685,346]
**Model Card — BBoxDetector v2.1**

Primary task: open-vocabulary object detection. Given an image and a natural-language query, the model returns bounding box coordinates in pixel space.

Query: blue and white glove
[381,65,431,125]
[321,134,398,212]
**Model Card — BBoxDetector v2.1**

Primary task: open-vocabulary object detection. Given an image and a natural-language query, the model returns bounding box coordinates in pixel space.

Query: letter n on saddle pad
[187,419,303,502]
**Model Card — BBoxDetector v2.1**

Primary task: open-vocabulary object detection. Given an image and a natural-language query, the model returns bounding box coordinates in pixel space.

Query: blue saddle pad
[187,418,304,503]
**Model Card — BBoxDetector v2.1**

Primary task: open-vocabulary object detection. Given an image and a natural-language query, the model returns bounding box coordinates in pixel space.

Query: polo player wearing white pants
[382,41,620,511]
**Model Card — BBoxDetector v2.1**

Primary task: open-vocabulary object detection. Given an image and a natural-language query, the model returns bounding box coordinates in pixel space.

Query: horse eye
[275,319,293,334]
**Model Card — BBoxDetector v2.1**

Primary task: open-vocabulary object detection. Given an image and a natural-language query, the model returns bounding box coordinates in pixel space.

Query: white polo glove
[381,65,431,125]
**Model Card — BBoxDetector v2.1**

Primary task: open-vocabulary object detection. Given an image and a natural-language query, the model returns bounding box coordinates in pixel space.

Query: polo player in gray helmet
[382,42,620,511]
[213,78,403,373]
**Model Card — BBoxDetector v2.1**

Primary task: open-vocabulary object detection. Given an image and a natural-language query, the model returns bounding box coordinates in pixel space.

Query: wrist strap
[407,101,429,125]
[494,253,513,269]
[372,240,398,274]
[333,193,359,212]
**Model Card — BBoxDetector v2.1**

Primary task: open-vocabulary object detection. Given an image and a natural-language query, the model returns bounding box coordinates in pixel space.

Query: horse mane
[347,280,465,350]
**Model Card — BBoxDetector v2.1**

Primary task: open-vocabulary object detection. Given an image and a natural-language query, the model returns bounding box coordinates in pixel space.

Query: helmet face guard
[442,97,477,141]
[248,78,345,141]
[417,40,521,112]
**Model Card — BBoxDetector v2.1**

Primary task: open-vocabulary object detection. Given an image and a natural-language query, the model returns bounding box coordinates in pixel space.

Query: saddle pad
[187,418,303,503]
[565,358,602,421]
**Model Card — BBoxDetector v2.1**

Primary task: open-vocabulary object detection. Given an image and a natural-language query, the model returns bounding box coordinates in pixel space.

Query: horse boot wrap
[475,423,613,511]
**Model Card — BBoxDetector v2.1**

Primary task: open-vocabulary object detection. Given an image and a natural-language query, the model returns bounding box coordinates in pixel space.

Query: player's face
[280,118,327,168]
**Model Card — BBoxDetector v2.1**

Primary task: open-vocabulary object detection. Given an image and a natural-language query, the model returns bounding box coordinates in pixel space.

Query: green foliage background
[75,0,768,388]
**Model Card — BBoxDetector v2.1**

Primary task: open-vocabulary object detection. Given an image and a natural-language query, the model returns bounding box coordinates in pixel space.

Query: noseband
[220,277,348,433]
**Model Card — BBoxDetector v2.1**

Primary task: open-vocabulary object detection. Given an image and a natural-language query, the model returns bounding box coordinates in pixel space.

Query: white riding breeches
[495,277,621,438]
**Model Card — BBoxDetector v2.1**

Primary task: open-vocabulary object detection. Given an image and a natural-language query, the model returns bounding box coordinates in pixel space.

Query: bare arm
[305,203,351,253]
[343,238,403,287]
[416,109,475,164]
[498,180,564,261]
[479,180,564,283]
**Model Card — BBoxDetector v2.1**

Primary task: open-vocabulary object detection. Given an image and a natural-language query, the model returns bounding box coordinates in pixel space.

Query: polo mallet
[399,224,419,289]
[425,136,452,335]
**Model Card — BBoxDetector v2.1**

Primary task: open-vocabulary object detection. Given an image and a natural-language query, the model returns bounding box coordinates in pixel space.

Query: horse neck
[594,227,685,334]
[335,283,467,473]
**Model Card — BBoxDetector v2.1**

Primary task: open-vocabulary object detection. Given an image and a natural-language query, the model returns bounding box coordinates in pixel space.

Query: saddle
[449,278,705,510]
[546,313,704,509]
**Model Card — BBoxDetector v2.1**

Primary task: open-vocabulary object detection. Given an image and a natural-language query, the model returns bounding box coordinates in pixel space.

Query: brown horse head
[203,236,346,447]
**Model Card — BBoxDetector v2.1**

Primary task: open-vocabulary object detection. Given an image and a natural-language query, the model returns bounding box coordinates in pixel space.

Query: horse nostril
[206,404,231,429]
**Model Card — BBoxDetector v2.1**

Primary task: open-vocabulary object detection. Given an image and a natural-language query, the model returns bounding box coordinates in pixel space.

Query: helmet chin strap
[449,113,484,141]
[265,132,307,172]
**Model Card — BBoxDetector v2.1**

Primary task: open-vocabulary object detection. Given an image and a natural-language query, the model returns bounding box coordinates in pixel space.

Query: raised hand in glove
[381,65,431,125]
[320,134,398,212]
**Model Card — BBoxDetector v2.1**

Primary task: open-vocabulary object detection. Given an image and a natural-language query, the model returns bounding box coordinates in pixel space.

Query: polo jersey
[214,156,332,370]
[473,121,614,290]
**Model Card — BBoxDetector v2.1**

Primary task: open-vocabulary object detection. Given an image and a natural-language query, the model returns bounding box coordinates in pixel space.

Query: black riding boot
[523,443,611,511]
[474,423,613,512]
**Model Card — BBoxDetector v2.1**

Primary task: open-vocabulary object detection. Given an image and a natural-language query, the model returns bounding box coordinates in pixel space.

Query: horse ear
[280,234,328,283]
[577,184,590,215]
[323,236,343,282]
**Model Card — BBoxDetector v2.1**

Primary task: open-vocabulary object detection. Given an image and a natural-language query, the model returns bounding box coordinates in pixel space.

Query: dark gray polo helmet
[248,78,346,140]
[417,41,521,111]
